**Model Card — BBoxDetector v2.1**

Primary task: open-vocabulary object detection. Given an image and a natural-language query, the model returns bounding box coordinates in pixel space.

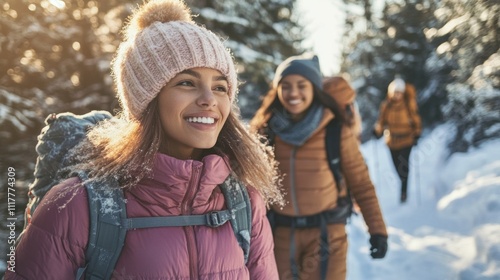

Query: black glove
[369,234,388,259]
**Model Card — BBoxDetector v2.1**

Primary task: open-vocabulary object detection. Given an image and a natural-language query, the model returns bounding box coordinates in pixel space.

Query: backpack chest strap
[79,175,252,280]
[123,209,236,229]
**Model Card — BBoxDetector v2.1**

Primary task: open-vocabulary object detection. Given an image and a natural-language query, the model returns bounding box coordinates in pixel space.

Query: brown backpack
[323,76,362,138]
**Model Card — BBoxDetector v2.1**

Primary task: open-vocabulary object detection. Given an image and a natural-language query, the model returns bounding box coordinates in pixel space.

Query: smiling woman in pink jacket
[5,0,283,279]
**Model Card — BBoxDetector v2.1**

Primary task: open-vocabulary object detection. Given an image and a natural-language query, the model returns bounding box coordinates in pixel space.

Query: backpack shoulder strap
[76,174,127,280]
[219,176,252,264]
[325,118,343,190]
[325,118,355,218]
[76,175,253,279]
[120,176,252,264]
[119,177,251,262]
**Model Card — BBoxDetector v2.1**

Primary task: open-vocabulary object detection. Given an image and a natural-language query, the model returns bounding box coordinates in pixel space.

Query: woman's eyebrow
[215,75,227,82]
[179,69,200,78]
[179,69,227,82]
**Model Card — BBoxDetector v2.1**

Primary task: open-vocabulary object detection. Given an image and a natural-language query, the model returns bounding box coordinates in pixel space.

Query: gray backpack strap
[123,210,234,229]
[219,176,252,264]
[76,175,127,280]
[119,176,252,264]
[76,175,253,280]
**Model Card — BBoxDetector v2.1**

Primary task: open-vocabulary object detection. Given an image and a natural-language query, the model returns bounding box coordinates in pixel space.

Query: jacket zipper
[182,164,201,280]
[290,147,300,215]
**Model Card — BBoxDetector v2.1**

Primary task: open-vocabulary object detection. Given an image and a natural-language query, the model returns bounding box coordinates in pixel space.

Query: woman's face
[391,90,404,102]
[158,67,231,160]
[277,74,315,121]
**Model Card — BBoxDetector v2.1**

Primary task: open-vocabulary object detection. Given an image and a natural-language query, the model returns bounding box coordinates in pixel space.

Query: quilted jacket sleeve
[245,187,279,280]
[4,178,88,280]
[340,126,388,236]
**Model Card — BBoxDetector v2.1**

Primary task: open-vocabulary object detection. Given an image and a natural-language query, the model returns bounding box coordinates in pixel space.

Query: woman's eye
[177,80,194,87]
[214,85,228,93]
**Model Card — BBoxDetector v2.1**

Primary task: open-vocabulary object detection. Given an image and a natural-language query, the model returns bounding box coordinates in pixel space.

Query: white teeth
[289,99,302,105]
[187,117,215,124]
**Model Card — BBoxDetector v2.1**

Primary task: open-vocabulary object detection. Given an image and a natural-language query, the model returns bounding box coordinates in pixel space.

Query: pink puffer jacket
[6,153,278,280]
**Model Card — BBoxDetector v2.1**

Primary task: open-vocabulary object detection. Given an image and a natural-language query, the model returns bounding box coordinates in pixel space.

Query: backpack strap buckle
[206,210,231,228]
[295,217,308,227]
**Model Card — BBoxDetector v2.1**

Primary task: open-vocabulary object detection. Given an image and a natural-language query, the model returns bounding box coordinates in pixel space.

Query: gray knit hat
[272,53,322,89]
[113,0,238,120]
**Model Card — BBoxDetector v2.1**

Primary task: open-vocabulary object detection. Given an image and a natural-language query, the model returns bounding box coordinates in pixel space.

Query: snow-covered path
[347,125,500,280]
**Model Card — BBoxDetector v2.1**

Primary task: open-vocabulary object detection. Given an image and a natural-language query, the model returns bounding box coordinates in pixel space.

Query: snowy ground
[347,124,500,280]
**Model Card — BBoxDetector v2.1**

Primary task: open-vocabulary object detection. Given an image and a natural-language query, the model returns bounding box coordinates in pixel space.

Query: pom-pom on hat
[273,54,323,90]
[113,0,238,120]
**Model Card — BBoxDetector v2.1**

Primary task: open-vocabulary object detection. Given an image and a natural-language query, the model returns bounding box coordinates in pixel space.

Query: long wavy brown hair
[67,98,284,207]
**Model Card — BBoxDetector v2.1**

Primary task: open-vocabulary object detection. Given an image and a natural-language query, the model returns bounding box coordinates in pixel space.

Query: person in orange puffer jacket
[373,78,422,203]
[250,54,388,280]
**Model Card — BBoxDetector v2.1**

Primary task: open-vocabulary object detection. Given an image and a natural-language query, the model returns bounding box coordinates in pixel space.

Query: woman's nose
[196,87,217,107]
[287,86,299,97]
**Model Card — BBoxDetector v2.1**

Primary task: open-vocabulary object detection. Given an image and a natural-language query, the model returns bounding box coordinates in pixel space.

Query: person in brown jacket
[373,78,422,203]
[250,54,388,280]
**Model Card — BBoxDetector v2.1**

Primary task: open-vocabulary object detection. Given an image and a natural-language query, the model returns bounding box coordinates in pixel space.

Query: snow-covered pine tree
[431,0,500,152]
[341,0,437,141]
[0,0,129,145]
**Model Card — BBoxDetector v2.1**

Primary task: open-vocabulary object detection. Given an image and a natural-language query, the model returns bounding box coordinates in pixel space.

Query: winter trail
[346,125,500,280]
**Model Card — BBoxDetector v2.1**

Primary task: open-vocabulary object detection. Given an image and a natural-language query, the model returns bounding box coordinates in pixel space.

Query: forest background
[0,0,499,273]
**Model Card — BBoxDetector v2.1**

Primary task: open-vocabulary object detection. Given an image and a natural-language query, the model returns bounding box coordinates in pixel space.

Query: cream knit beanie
[388,78,406,95]
[113,0,238,120]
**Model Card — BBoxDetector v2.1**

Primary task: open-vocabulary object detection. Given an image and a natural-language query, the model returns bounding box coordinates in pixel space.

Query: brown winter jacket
[374,84,422,150]
[271,108,387,236]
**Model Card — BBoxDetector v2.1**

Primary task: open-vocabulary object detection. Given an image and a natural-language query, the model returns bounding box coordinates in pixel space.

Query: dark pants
[390,146,413,197]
